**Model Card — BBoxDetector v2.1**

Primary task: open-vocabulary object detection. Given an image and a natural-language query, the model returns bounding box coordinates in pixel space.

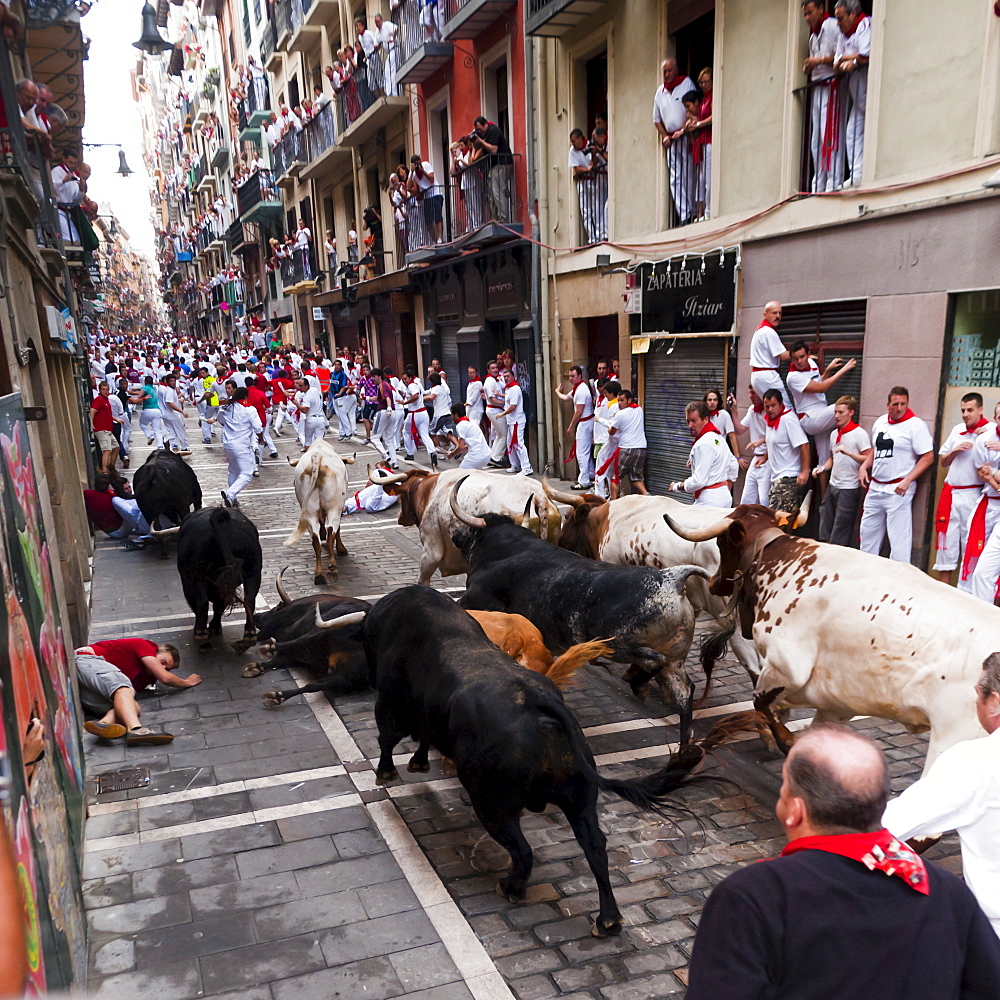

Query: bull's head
[369,465,432,527]
[541,474,606,556]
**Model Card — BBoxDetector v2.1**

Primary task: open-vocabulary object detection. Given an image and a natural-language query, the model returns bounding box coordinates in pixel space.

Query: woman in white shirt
[704,388,738,454]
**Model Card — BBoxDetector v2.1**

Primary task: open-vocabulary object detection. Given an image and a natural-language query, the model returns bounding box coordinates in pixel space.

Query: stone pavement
[80,422,963,1000]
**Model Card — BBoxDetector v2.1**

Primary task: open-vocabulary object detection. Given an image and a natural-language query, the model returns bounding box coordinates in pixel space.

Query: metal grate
[95,766,151,794]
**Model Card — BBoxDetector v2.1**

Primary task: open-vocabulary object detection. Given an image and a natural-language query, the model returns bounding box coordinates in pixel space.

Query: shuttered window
[779,300,867,403]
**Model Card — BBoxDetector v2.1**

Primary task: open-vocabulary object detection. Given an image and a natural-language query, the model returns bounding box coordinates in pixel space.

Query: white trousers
[750,370,790,408]
[110,497,150,538]
[487,408,507,462]
[933,488,982,573]
[224,444,256,501]
[845,70,867,183]
[594,443,611,498]
[162,412,188,450]
[139,410,165,449]
[403,409,436,457]
[385,409,406,455]
[668,145,692,223]
[574,420,594,486]
[335,395,358,438]
[369,410,391,461]
[696,144,712,217]
[272,402,288,434]
[261,413,277,455]
[859,489,914,562]
[959,498,1000,596]
[506,416,531,473]
[808,83,844,193]
[303,415,326,448]
[799,406,836,465]
[294,411,306,446]
[119,412,132,457]
[739,459,772,506]
[694,485,733,508]
[459,451,491,470]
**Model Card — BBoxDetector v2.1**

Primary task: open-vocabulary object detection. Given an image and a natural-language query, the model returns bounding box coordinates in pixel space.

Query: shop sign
[638,248,738,334]
[312,307,324,321]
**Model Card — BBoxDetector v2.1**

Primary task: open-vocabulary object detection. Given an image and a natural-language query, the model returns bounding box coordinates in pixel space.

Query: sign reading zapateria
[638,248,738,334]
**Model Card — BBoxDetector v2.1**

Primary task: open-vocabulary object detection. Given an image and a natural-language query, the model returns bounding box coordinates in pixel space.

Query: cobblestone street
[81,429,962,1000]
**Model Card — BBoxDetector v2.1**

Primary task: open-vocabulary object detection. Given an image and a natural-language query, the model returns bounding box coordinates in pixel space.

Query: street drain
[95,766,150,793]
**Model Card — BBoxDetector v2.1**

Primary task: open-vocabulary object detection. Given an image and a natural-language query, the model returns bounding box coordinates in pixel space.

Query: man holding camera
[469,116,512,223]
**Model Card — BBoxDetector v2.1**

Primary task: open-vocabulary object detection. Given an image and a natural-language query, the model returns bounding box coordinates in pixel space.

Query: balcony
[299,102,349,180]
[573,168,607,245]
[262,18,279,71]
[271,128,307,186]
[195,153,216,194]
[396,0,453,85]
[303,0,336,28]
[237,170,283,224]
[274,0,293,50]
[443,0,515,38]
[288,0,322,51]
[227,219,248,251]
[279,247,318,294]
[525,0,607,36]
[238,77,271,141]
[794,77,858,193]
[209,134,230,171]
[332,79,409,148]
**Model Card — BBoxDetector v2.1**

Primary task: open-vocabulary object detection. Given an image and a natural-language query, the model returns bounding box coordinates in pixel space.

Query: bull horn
[541,473,584,508]
[313,605,367,630]
[148,525,181,538]
[343,452,357,465]
[515,495,532,528]
[369,463,407,485]
[449,477,487,528]
[287,456,299,468]
[662,512,732,542]
[793,490,812,530]
[275,566,292,606]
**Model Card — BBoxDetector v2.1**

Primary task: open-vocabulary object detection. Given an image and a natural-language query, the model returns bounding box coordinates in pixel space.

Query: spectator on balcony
[51,152,82,243]
[32,82,52,134]
[313,85,330,116]
[264,110,281,149]
[652,57,695,226]
[294,218,312,277]
[348,221,359,262]
[692,68,713,218]
[389,174,409,251]
[589,125,609,241]
[340,50,363,122]
[802,0,843,193]
[375,12,399,97]
[450,137,482,233]
[247,55,268,110]
[834,0,870,188]
[362,205,383,276]
[356,17,384,96]
[408,154,444,244]
[420,0,444,42]
[470,116,512,224]
[324,229,338,276]
[568,129,601,245]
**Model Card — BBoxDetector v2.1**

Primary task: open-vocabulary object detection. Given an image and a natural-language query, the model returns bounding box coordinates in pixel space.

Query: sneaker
[487,461,504,469]
[178,449,192,456]
[506,466,519,474]
[125,726,174,746]
[571,482,594,491]
[122,457,129,469]
[519,469,534,477]
[405,453,414,460]
[85,721,127,740]
[221,491,232,508]
[430,453,438,468]
[252,470,260,477]
[269,452,279,459]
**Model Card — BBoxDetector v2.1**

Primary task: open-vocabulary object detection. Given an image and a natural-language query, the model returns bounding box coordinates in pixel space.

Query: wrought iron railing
[275,0,292,39]
[573,168,608,245]
[238,75,271,131]
[304,102,337,161]
[794,76,860,194]
[279,246,313,288]
[663,130,709,229]
[271,127,305,179]
[397,0,444,65]
[332,70,380,133]
[262,18,277,63]
[236,169,278,217]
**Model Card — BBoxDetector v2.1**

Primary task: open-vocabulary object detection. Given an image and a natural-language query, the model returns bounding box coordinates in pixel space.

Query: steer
[665,503,992,772]
[370,466,561,585]
[285,440,355,585]
[317,585,731,937]
[543,479,761,688]
[176,506,262,652]
[450,481,710,742]
[134,449,202,558]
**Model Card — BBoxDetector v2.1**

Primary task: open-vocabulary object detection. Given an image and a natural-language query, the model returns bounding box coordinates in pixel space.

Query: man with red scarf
[859,386,934,562]
[762,387,811,512]
[686,725,1000,999]
[652,57,694,224]
[933,393,991,584]
[833,0,871,187]
[959,423,1000,602]
[814,394,870,546]
[802,0,843,192]
[669,400,738,507]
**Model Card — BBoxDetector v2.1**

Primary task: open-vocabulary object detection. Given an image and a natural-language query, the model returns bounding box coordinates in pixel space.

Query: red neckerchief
[887,408,915,424]
[623,403,640,409]
[455,416,468,424]
[962,417,989,435]
[810,12,829,34]
[505,377,518,388]
[835,420,859,443]
[841,13,867,39]
[757,320,777,332]
[765,408,789,430]
[781,829,928,895]
[753,404,764,413]
[662,74,686,93]
[695,421,720,441]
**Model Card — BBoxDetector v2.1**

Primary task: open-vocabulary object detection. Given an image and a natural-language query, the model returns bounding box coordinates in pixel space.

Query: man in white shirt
[933,393,991,585]
[556,366,595,490]
[802,0,844,192]
[785,341,857,465]
[593,379,618,499]
[732,386,771,505]
[483,361,507,467]
[960,426,1000,602]
[568,129,599,244]
[762,388,811,512]
[670,401,739,508]
[464,365,485,429]
[446,402,491,470]
[425,372,453,450]
[209,389,263,508]
[374,13,399,96]
[401,368,438,465]
[157,375,191,454]
[292,377,327,449]
[606,389,648,497]
[833,0,870,187]
[859,386,935,563]
[814,395,870,546]
[883,653,1000,940]
[749,301,791,406]
[500,370,532,476]
[652,58,695,225]
[408,155,443,243]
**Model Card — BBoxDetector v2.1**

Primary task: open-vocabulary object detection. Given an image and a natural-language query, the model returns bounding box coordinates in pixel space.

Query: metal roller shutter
[643,338,730,501]
[779,301,867,403]
[439,324,461,389]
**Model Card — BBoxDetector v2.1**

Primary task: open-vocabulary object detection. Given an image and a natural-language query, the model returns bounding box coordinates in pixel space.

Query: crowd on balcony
[265,218,314,283]
[568,119,609,245]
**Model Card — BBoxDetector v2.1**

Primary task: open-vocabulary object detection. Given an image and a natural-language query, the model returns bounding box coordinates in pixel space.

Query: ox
[369,466,561,585]
[134,449,202,558]
[176,506,262,652]
[285,440,355,585]
[451,482,710,742]
[316,585,729,937]
[543,480,761,688]
[665,503,992,772]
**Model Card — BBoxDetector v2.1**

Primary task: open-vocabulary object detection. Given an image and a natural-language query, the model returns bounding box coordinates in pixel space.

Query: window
[670,2,715,82]
[482,54,511,142]
[289,77,300,111]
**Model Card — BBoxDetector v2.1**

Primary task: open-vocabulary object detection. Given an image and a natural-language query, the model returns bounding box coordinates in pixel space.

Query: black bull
[328,585,718,937]
[134,449,202,558]
[176,507,262,652]
[451,502,709,743]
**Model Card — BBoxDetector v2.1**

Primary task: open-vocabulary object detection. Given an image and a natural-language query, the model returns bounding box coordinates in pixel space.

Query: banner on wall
[0,393,87,992]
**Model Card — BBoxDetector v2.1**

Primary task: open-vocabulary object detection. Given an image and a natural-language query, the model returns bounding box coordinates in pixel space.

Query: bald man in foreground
[686,725,1000,999]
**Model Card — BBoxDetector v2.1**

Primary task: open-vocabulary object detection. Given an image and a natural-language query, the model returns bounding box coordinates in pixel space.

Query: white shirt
[483,375,503,409]
[749,322,785,370]
[299,386,324,418]
[218,401,262,448]
[465,379,484,417]
[572,381,594,420]
[250,330,266,350]
[882,727,1000,938]
[358,27,378,57]
[609,405,647,450]
[377,19,397,51]
[709,408,735,438]
[108,393,126,424]
[808,16,840,82]
[971,431,1000,499]
[743,405,768,456]
[294,227,311,249]
[456,417,490,464]
[834,14,872,61]
[157,384,181,414]
[786,361,827,416]
[504,383,525,422]
[594,397,611,445]
[403,378,425,411]
[413,164,435,193]
[765,409,809,480]
[684,429,738,495]
[427,382,451,415]
[940,421,992,488]
[568,146,591,174]
[869,412,934,496]
[828,424,871,490]
[652,76,694,134]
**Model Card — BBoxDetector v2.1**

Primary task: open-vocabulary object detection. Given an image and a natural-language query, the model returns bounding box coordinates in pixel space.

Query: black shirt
[686,850,1000,1000]
[476,123,512,164]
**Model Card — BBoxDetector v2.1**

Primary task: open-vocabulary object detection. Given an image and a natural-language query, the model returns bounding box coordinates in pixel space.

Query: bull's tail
[544,638,614,689]
[667,564,712,594]
[697,625,735,707]
[210,508,246,611]
[284,452,321,547]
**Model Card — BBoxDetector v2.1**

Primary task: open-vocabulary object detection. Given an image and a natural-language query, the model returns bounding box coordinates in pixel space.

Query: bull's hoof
[406,757,430,774]
[193,630,211,650]
[241,662,264,678]
[591,916,622,938]
[208,623,223,636]
[495,876,526,903]
[314,574,327,586]
[230,638,254,654]
[375,767,400,786]
[262,691,284,708]
[441,757,457,777]
[258,640,277,661]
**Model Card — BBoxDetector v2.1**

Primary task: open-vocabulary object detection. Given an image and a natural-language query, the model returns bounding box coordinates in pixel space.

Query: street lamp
[82,142,135,177]
[133,2,174,55]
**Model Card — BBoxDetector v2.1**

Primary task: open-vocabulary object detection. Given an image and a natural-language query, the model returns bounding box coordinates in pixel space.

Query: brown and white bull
[665,503,992,772]
[542,481,762,685]
[369,466,561,585]
[285,440,355,585]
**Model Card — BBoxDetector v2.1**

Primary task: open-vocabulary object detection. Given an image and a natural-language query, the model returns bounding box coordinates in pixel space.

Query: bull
[665,503,992,771]
[316,585,736,937]
[285,440,355,585]
[450,481,710,742]
[176,506,262,652]
[134,449,202,558]
[369,466,561,585]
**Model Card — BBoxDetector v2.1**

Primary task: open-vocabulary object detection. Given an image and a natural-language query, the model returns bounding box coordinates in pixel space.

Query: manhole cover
[95,766,150,793]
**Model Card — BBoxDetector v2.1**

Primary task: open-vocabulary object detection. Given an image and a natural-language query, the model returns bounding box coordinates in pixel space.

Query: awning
[312,268,414,306]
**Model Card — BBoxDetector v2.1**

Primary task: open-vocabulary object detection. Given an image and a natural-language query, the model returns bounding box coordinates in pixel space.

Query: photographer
[469,116,512,223]
[568,128,600,244]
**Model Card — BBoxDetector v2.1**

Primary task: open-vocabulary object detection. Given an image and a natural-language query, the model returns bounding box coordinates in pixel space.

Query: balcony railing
[397,0,452,83]
[275,0,292,42]
[271,127,306,180]
[525,0,608,37]
[573,168,607,245]
[303,102,337,162]
[663,130,710,229]
[443,0,516,38]
[236,169,279,219]
[795,76,858,194]
[332,70,380,133]
[193,152,208,188]
[279,246,315,290]
[262,18,277,65]
[238,76,271,133]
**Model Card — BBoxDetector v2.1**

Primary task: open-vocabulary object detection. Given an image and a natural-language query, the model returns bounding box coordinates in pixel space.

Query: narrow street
[80,431,960,1000]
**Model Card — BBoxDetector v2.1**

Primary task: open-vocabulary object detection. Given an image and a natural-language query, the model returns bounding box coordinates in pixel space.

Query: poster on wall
[0,393,86,992]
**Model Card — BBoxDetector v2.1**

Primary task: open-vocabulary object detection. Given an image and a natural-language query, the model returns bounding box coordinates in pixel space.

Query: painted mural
[0,393,87,991]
